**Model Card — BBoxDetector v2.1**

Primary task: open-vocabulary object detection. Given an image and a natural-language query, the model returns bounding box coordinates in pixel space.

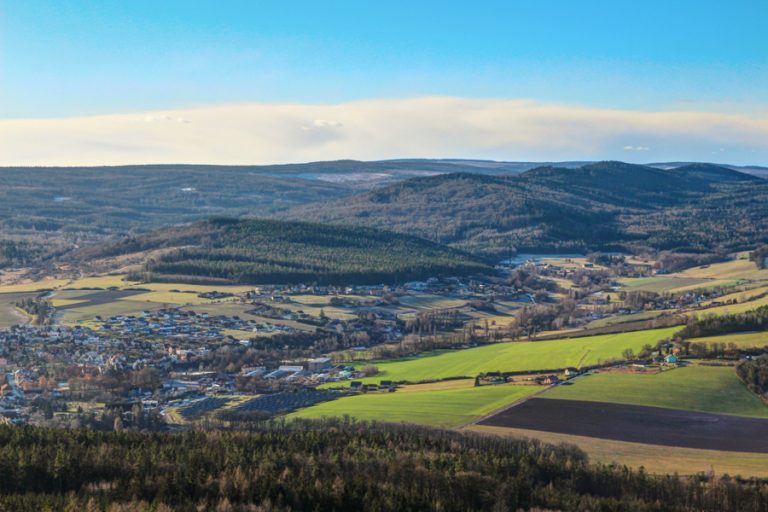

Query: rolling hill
[285,161,768,256]
[81,218,492,285]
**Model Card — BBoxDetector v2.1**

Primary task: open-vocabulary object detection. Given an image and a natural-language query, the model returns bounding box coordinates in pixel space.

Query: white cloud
[0,97,766,166]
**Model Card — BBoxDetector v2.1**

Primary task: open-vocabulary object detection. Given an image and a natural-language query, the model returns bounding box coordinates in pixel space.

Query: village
[0,254,759,430]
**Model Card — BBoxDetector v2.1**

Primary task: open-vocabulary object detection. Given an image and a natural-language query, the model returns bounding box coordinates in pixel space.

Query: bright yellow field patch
[64,275,134,289]
[130,282,255,294]
[694,293,768,317]
[674,259,768,281]
[701,285,768,307]
[398,294,467,309]
[467,425,768,477]
[223,328,256,340]
[122,291,218,305]
[0,279,70,293]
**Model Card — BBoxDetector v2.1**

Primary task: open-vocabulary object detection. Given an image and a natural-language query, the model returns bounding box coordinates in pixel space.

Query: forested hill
[82,218,492,285]
[285,161,768,256]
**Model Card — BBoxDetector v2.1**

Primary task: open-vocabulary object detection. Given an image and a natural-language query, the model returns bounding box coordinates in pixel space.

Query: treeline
[677,306,768,339]
[751,246,768,269]
[0,420,767,511]
[737,355,768,398]
[14,297,52,325]
[104,218,491,285]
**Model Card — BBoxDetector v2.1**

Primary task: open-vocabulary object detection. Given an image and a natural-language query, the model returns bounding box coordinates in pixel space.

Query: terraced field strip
[467,425,768,477]
[688,331,768,349]
[692,293,768,317]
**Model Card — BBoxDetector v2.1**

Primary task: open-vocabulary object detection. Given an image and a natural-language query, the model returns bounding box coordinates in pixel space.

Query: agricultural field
[468,425,768,477]
[478,397,768,452]
[289,381,542,428]
[543,364,768,418]
[0,291,34,328]
[688,331,768,349]
[328,327,680,386]
[675,259,768,282]
[584,309,672,329]
[700,285,768,307]
[693,293,768,317]
[121,290,222,306]
[619,276,716,294]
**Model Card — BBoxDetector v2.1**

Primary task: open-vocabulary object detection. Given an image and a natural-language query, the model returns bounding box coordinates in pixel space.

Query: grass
[700,285,768,307]
[693,293,768,317]
[619,276,713,293]
[675,259,768,281]
[289,382,541,428]
[0,292,34,328]
[127,282,256,294]
[543,364,768,418]
[122,290,219,305]
[397,294,468,310]
[585,309,672,329]
[330,327,680,385]
[467,425,768,477]
[0,278,70,293]
[688,332,768,349]
[63,275,135,289]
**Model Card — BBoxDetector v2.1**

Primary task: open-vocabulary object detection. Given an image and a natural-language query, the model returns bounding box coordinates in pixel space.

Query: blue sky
[3,0,766,117]
[0,1,766,165]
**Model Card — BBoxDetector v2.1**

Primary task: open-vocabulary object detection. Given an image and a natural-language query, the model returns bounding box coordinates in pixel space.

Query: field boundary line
[456,384,555,430]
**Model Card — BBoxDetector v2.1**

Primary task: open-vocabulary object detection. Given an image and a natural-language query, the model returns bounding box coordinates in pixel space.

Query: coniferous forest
[0,419,766,512]
[88,218,491,285]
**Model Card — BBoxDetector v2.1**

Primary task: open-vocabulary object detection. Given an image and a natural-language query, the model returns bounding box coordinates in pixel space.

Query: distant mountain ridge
[285,161,768,256]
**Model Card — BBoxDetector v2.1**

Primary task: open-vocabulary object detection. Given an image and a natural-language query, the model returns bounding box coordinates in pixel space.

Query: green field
[693,293,768,317]
[688,331,768,349]
[543,364,768,418]
[585,309,671,329]
[619,276,711,293]
[331,327,680,385]
[289,383,541,427]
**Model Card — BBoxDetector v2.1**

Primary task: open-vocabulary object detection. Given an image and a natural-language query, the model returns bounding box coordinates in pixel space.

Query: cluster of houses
[99,309,296,339]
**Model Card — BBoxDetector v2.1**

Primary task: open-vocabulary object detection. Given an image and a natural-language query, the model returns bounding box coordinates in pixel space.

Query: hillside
[286,161,768,256]
[82,218,492,285]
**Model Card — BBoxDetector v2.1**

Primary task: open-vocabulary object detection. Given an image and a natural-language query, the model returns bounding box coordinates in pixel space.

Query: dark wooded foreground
[1,420,768,511]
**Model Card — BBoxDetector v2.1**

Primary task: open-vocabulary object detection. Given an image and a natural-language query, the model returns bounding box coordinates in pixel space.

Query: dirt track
[478,398,768,453]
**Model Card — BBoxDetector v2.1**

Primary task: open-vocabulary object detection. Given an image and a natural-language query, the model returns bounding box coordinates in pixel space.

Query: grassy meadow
[543,364,768,418]
[289,381,541,428]
[688,331,768,349]
[329,327,680,386]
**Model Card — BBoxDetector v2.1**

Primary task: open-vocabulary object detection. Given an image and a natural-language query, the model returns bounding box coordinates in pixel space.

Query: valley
[1,160,768,485]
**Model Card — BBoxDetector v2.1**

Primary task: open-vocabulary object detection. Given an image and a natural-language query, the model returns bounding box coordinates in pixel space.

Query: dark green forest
[88,218,491,285]
[287,162,768,256]
[0,420,766,511]
[677,305,768,339]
